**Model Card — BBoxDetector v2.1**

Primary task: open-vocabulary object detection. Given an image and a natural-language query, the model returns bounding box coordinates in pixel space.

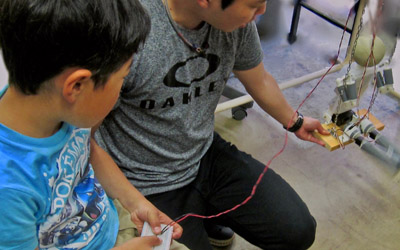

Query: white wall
[0,50,8,89]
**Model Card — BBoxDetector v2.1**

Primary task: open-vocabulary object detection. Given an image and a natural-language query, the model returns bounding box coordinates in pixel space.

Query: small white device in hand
[141,221,173,250]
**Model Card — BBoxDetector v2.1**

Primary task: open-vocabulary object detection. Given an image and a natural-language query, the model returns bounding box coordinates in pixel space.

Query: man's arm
[233,62,329,146]
[89,135,183,239]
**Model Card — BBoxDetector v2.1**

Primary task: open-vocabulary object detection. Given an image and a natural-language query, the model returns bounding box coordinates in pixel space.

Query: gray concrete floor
[214,0,400,249]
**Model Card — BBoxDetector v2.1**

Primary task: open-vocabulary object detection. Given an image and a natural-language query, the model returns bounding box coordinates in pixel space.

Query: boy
[0,0,188,249]
[94,0,330,249]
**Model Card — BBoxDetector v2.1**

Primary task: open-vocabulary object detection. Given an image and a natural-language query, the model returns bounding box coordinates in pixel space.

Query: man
[95,0,329,249]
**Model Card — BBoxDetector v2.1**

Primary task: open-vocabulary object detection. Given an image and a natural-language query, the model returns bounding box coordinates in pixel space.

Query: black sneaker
[205,224,235,247]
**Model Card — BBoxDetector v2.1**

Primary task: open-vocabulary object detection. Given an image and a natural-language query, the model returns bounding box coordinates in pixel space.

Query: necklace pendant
[163,0,210,57]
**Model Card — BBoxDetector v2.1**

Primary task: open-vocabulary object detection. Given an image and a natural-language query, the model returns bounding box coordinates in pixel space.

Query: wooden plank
[313,109,385,151]
[313,123,350,151]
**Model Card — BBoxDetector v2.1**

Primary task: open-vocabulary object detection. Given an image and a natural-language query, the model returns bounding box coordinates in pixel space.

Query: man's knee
[286,215,316,250]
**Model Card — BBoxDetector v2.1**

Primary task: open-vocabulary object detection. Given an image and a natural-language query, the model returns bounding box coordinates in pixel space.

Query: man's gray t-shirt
[95,0,264,196]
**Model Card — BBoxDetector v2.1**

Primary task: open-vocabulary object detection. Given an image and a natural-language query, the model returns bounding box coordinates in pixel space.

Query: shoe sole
[208,234,235,247]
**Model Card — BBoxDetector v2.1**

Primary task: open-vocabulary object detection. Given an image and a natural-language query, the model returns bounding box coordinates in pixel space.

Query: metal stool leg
[288,0,303,44]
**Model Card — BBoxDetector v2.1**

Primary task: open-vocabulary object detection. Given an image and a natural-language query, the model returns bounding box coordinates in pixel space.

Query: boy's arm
[233,62,330,146]
[89,137,183,239]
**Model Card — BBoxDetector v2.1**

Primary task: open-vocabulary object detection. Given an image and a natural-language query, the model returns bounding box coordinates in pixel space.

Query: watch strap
[283,111,304,133]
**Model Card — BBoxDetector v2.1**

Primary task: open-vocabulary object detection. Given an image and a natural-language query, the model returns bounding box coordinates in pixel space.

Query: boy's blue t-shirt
[0,121,119,249]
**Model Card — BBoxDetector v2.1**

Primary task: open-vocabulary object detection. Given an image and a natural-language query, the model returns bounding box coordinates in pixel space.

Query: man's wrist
[283,111,304,133]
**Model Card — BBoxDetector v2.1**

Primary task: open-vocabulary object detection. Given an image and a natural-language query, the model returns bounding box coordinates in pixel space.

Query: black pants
[146,133,316,250]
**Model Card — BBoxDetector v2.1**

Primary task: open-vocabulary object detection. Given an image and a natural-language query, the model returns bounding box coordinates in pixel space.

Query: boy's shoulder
[0,122,81,189]
[0,123,90,183]
[0,85,7,97]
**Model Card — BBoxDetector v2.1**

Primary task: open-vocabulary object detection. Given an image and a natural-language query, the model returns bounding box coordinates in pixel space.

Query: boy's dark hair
[221,0,235,9]
[0,0,150,95]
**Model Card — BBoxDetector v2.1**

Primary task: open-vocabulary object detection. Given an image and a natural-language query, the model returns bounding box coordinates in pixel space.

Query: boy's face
[76,59,132,128]
[206,0,267,32]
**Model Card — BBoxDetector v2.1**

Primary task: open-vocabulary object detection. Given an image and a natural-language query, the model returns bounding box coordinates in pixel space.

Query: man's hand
[112,236,161,250]
[294,116,330,146]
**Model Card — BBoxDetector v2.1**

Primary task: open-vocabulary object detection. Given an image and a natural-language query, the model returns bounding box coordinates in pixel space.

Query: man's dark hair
[0,0,150,94]
[221,0,235,9]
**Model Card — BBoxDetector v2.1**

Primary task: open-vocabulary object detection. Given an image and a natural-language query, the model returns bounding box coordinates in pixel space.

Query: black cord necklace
[162,0,211,55]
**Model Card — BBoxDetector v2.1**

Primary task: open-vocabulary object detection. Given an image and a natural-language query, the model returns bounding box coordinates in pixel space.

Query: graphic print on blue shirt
[38,129,111,249]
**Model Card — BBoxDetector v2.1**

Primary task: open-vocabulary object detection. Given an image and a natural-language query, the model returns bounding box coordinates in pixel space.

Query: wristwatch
[283,111,304,133]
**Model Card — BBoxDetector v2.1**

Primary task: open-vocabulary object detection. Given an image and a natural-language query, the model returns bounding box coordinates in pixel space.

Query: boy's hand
[113,235,161,250]
[129,199,183,240]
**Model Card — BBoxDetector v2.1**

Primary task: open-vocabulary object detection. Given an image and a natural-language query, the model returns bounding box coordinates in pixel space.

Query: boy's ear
[62,69,93,104]
[196,0,210,9]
